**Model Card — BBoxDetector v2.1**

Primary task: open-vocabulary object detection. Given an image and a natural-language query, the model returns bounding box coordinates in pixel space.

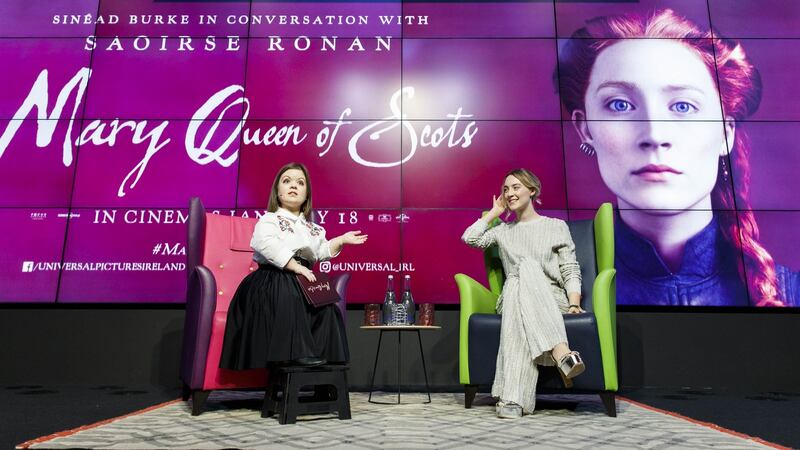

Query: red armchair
[180,198,349,415]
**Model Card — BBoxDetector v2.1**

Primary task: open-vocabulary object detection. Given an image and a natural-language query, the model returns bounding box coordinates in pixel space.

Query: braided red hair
[558,9,784,306]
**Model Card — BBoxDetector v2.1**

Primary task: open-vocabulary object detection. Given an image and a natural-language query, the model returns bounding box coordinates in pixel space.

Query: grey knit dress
[462,216,582,412]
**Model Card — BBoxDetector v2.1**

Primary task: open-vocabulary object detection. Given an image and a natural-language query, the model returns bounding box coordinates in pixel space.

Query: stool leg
[337,371,352,420]
[262,380,276,418]
[280,372,299,425]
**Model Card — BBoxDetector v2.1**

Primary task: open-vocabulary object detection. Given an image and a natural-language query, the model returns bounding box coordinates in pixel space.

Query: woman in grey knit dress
[462,168,586,418]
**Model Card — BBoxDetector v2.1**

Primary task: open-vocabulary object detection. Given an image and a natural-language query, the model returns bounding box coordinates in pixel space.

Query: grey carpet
[22,392,778,449]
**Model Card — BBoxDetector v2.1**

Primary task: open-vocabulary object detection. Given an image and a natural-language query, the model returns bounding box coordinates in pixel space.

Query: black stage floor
[622,388,800,448]
[2,385,799,449]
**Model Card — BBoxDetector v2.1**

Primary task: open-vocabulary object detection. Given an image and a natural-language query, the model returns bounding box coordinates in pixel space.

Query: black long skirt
[219,262,349,370]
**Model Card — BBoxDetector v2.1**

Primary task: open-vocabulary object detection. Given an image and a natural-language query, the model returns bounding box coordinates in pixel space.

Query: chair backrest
[567,219,598,312]
[203,212,260,312]
[187,198,259,312]
[182,197,261,390]
[483,203,614,312]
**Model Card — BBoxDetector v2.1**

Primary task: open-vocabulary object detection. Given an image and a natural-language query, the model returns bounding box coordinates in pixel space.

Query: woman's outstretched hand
[328,231,367,258]
[341,230,368,245]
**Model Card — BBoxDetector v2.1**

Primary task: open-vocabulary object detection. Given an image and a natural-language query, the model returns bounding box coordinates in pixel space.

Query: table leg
[397,331,402,404]
[367,329,433,405]
[367,330,384,403]
[416,330,432,404]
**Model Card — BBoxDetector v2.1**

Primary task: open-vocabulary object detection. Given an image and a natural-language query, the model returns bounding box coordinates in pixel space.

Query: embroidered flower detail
[304,221,321,236]
[277,216,294,233]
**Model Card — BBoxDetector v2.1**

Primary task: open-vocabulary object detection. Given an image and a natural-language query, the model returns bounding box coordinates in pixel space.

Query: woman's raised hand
[341,230,368,245]
[489,195,507,218]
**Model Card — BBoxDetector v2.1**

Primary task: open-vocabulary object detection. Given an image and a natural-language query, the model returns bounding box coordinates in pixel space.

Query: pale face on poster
[572,39,734,213]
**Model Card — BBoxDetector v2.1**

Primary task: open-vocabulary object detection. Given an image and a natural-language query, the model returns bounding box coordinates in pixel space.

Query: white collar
[276,207,306,223]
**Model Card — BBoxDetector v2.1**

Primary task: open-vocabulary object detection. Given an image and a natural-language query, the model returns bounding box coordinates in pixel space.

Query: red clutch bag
[295,273,341,307]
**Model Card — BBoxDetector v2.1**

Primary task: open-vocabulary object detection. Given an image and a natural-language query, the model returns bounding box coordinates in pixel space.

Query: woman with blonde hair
[462,168,585,418]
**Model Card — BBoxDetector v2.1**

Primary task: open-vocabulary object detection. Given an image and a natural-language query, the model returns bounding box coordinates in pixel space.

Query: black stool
[262,365,351,424]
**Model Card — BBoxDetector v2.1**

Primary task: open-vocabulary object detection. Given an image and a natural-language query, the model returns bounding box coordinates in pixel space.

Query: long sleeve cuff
[564,277,582,296]
[462,219,491,247]
[320,240,340,261]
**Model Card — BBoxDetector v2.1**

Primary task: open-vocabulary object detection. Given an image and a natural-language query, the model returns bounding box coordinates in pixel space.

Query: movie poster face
[1,0,798,307]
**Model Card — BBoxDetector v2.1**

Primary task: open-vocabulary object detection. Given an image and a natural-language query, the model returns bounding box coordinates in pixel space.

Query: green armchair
[455,203,618,416]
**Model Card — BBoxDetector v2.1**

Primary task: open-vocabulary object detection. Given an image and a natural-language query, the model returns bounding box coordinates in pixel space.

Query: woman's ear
[721,117,736,157]
[571,109,594,144]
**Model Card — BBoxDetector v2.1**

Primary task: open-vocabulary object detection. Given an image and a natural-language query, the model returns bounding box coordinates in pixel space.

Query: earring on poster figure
[720,156,730,182]
[579,142,596,156]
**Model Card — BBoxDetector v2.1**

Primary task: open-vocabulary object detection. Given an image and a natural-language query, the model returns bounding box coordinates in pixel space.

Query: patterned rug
[19,391,784,449]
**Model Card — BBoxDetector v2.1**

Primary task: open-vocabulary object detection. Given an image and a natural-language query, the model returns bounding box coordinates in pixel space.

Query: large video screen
[1,0,798,307]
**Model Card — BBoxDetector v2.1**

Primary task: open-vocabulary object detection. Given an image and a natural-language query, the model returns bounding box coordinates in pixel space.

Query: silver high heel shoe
[556,351,585,388]
[496,400,523,419]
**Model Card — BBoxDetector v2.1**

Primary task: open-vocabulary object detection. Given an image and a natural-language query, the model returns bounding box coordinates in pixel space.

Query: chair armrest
[455,273,498,384]
[594,202,614,272]
[591,268,617,391]
[333,273,350,324]
[180,265,218,389]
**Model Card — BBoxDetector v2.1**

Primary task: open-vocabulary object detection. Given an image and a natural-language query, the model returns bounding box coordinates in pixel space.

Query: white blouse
[250,208,339,268]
